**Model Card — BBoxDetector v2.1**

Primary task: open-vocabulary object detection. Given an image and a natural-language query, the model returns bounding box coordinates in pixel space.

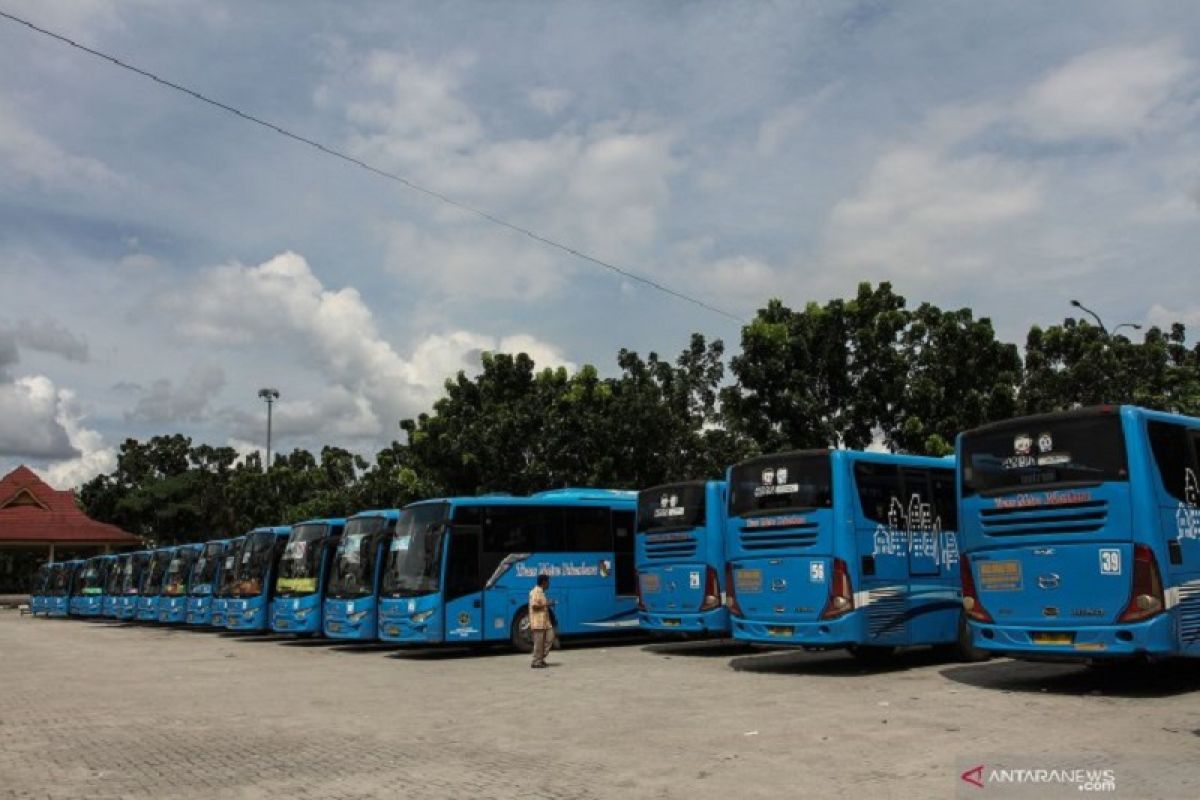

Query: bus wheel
[510,608,534,653]
[848,645,896,666]
[950,613,989,662]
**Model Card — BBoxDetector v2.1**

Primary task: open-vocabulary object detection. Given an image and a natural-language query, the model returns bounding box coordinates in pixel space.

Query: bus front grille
[978,500,1108,536]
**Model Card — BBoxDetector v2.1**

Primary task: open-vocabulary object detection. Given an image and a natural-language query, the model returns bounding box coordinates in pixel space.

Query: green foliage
[77,286,1200,538]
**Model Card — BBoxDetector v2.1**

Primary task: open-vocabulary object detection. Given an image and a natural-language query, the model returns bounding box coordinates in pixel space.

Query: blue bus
[224,526,292,632]
[159,543,204,623]
[635,480,730,636]
[69,554,116,617]
[958,405,1200,661]
[271,518,345,635]
[377,489,639,650]
[102,554,129,617]
[210,536,245,627]
[30,563,51,615]
[324,511,399,641]
[114,551,149,620]
[46,560,82,618]
[186,539,231,625]
[725,450,972,661]
[136,548,173,622]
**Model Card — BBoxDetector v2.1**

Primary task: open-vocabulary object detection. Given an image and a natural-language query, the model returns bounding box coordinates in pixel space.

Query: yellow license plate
[767,626,793,637]
[1032,631,1074,645]
[386,626,400,636]
[277,620,288,628]
[328,622,341,632]
[661,618,681,627]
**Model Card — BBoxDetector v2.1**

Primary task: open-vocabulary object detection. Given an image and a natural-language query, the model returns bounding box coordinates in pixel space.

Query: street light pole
[257,388,280,470]
[1068,300,1143,339]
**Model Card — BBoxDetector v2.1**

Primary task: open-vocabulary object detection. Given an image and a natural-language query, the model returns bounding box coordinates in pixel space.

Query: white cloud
[125,363,227,424]
[1148,303,1200,332]
[1015,41,1193,142]
[156,252,572,444]
[0,376,77,460]
[37,387,115,490]
[0,99,120,190]
[527,87,573,116]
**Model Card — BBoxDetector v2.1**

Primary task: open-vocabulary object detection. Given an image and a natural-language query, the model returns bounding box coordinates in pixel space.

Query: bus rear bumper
[969,614,1176,659]
[730,613,859,647]
[639,607,729,635]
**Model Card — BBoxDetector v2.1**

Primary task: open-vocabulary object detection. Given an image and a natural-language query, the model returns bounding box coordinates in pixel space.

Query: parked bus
[114,551,150,620]
[159,543,203,623]
[186,539,231,625]
[69,554,116,617]
[725,450,973,662]
[30,563,51,615]
[135,547,174,622]
[46,560,82,618]
[102,554,129,618]
[324,511,398,641]
[210,536,246,627]
[271,518,345,635]
[377,489,639,650]
[635,480,729,636]
[224,527,292,632]
[958,405,1200,661]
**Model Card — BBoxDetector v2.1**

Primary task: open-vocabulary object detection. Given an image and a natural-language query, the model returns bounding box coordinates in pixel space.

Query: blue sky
[1,1,1198,487]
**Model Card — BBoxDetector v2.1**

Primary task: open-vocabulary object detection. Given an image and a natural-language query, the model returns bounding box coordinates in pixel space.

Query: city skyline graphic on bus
[871,494,959,569]
[1177,468,1200,541]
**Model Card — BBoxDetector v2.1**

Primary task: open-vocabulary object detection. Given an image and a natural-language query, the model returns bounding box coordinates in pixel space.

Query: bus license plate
[767,626,793,637]
[328,622,341,632]
[1031,631,1074,646]
[386,626,400,637]
[661,618,681,627]
[277,620,288,629]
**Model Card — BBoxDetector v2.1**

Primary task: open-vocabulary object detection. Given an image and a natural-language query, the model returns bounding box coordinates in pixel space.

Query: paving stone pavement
[3,611,1200,799]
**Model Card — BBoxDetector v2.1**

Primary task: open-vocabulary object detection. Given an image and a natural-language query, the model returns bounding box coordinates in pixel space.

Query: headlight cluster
[411,610,434,624]
[348,610,369,623]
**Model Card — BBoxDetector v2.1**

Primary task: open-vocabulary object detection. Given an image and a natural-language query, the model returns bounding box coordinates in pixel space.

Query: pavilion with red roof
[0,465,142,594]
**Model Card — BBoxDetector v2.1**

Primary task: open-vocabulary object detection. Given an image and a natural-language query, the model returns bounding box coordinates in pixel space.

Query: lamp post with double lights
[257,388,280,471]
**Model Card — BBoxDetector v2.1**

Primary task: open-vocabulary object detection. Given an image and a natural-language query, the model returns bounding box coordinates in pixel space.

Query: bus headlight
[348,610,369,623]
[411,610,433,624]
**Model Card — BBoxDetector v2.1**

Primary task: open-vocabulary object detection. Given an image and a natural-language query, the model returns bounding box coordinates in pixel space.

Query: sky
[1,0,1198,489]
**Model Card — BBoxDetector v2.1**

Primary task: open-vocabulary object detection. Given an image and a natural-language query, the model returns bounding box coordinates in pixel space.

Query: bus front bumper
[271,597,322,635]
[186,597,212,625]
[135,602,160,621]
[731,611,862,647]
[639,607,729,635]
[74,597,105,617]
[969,614,1176,659]
[323,605,377,640]
[158,599,187,623]
[225,599,269,631]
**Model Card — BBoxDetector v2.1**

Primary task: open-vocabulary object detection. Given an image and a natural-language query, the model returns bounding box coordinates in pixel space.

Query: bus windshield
[216,541,244,598]
[729,453,833,517]
[47,566,72,596]
[961,414,1128,496]
[381,504,448,598]
[120,555,146,596]
[327,517,390,599]
[230,532,279,597]
[638,483,707,532]
[275,524,329,597]
[140,553,169,597]
[104,558,126,595]
[163,549,198,596]
[78,561,105,595]
[33,564,50,593]
[188,543,224,596]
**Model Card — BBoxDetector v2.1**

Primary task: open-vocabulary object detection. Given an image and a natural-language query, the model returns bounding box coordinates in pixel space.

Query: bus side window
[444,531,481,601]
[612,510,636,595]
[564,507,610,552]
[930,468,958,532]
[854,462,902,524]
[1148,420,1192,501]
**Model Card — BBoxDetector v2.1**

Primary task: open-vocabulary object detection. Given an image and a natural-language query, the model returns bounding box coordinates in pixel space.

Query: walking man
[529,574,554,668]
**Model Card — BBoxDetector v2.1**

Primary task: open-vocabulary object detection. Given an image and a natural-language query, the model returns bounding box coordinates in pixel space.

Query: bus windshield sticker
[755,466,799,498]
[979,560,1022,591]
[391,535,411,552]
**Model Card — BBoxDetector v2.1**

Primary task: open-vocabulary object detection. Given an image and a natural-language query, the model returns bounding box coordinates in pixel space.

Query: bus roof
[246,526,291,536]
[638,479,724,496]
[731,448,955,471]
[293,517,347,526]
[408,488,637,509]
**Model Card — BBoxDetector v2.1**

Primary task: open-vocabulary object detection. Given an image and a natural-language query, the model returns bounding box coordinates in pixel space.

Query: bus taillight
[699,566,721,611]
[725,563,743,618]
[820,558,854,620]
[1119,544,1164,623]
[960,554,993,623]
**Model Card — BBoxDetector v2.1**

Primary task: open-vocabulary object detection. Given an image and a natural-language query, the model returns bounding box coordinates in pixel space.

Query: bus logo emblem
[762,468,775,485]
[1014,434,1033,455]
[771,578,787,592]
[1037,573,1061,590]
[457,612,469,626]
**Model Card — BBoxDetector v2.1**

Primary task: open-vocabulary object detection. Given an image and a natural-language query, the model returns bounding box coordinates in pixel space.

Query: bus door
[613,510,637,596]
[443,527,484,642]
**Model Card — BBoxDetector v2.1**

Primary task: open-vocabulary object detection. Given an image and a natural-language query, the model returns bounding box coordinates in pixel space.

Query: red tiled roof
[0,466,142,545]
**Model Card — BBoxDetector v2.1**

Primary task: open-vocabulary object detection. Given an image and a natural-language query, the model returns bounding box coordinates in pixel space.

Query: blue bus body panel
[960,407,1200,660]
[324,511,395,641]
[636,481,730,635]
[49,561,83,618]
[272,519,345,636]
[727,451,962,649]
[379,489,639,647]
[186,540,228,626]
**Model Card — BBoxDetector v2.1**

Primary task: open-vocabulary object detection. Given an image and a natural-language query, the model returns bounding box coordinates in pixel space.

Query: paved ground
[2,611,1199,799]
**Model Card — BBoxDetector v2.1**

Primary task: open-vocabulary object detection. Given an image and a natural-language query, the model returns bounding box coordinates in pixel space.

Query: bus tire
[848,645,896,665]
[510,608,534,653]
[951,613,989,662]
